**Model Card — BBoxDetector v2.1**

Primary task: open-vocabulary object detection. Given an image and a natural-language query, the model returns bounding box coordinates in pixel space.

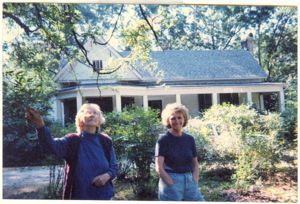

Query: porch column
[176,94,181,104]
[116,93,122,112]
[61,100,65,127]
[143,95,148,111]
[279,90,285,112]
[212,93,218,105]
[55,99,61,122]
[247,92,252,105]
[260,94,265,111]
[76,91,82,111]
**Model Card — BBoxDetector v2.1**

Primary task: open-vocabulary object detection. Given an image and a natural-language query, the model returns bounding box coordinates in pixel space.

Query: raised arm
[26,107,69,159]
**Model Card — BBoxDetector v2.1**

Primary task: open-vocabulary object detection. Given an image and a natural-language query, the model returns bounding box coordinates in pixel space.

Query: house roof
[121,49,267,82]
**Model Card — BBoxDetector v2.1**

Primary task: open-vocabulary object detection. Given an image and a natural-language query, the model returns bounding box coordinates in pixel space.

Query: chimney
[241,33,254,55]
[246,33,254,54]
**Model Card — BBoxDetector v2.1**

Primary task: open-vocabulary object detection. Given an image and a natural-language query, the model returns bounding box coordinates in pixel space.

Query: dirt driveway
[3,166,51,199]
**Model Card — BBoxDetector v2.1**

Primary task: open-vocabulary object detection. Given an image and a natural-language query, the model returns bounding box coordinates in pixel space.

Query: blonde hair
[161,103,189,129]
[75,103,105,133]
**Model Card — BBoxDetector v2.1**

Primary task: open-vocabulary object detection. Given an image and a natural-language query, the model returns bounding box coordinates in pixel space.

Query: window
[198,94,212,112]
[122,97,135,110]
[86,97,113,112]
[92,60,103,71]
[61,82,78,88]
[263,92,279,112]
[219,93,239,105]
[149,100,163,117]
[63,98,77,125]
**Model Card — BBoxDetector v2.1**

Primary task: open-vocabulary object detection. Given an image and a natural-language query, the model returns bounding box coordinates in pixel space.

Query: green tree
[259,7,297,81]
[189,6,250,50]
[3,56,56,166]
[244,6,275,66]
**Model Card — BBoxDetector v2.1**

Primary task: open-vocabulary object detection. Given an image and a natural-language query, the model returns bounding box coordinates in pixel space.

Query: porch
[51,83,285,125]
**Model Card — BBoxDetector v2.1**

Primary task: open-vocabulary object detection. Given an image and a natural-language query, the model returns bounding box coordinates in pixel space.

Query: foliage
[195,104,260,159]
[103,107,163,199]
[259,7,297,81]
[185,119,216,162]
[187,6,250,50]
[49,122,77,138]
[121,20,152,63]
[280,76,297,145]
[128,167,159,200]
[3,62,56,167]
[186,104,284,187]
[3,3,121,69]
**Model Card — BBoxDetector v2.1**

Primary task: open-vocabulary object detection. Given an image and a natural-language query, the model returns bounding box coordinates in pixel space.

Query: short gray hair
[75,103,105,133]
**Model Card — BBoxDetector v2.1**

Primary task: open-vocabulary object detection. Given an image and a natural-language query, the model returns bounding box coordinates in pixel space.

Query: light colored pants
[158,172,205,201]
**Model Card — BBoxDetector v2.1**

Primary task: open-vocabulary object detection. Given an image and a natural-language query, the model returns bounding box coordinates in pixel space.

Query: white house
[51,40,285,125]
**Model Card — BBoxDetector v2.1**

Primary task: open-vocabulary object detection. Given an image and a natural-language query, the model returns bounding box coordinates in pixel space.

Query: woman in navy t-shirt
[155,103,204,201]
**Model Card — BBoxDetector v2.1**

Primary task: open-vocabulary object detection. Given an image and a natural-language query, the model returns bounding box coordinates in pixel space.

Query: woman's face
[168,111,184,132]
[81,107,100,128]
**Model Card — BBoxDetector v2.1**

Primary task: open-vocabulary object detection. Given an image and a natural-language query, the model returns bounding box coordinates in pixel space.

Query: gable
[55,39,141,83]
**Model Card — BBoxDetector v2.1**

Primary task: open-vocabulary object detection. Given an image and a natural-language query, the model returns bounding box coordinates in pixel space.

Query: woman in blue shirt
[155,103,204,201]
[26,103,118,200]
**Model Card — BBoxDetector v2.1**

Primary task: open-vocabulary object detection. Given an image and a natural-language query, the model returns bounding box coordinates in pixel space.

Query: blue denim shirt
[37,126,118,200]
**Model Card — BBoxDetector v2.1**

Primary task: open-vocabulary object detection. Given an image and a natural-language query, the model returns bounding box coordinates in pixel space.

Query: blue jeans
[158,172,205,201]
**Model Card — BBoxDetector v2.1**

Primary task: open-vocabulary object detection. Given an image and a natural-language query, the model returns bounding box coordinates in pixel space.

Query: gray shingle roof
[121,49,267,82]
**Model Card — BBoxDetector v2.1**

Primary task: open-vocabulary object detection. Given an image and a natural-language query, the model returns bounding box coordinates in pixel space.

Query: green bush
[3,67,55,167]
[185,119,216,162]
[280,76,297,145]
[197,104,259,161]
[48,122,76,138]
[103,107,163,199]
[281,104,298,146]
[186,104,284,187]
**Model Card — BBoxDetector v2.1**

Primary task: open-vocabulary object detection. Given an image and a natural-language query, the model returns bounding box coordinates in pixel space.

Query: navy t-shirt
[155,132,197,173]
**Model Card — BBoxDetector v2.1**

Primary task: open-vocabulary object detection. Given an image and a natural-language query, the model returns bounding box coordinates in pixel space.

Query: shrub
[103,107,163,199]
[48,122,76,138]
[198,104,259,161]
[280,76,297,145]
[186,104,284,187]
[185,119,216,162]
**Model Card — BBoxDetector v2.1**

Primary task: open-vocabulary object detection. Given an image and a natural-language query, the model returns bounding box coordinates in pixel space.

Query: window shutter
[92,60,103,71]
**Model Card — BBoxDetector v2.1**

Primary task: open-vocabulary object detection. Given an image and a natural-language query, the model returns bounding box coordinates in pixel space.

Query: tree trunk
[257,24,262,66]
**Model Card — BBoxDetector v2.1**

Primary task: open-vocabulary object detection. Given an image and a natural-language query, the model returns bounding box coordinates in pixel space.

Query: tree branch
[3,11,40,35]
[71,29,94,69]
[139,4,163,50]
[222,26,242,50]
[94,4,124,46]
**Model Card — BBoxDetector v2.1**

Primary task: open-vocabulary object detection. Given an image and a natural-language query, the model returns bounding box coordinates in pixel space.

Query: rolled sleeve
[155,140,167,157]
